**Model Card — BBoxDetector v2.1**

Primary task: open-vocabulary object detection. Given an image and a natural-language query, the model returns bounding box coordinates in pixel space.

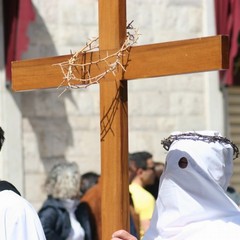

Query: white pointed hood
[143,131,240,240]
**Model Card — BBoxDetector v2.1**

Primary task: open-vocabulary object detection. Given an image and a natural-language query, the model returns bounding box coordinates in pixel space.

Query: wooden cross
[11,0,229,239]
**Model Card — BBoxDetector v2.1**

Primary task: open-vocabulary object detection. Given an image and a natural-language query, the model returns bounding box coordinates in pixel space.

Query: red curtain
[3,0,35,82]
[215,0,240,85]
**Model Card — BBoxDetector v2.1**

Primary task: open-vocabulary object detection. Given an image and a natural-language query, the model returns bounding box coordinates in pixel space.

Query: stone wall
[2,0,224,209]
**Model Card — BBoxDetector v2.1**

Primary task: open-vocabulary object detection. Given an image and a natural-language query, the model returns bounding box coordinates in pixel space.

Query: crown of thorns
[161,132,239,159]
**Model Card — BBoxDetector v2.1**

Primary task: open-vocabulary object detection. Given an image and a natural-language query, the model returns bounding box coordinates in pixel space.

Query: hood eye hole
[178,157,188,169]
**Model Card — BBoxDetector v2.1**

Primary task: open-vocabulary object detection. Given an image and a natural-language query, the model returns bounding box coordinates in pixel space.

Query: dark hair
[80,172,100,194]
[129,151,153,169]
[0,127,5,151]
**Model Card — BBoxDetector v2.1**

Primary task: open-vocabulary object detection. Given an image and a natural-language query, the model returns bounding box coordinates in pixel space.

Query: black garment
[130,214,138,238]
[145,177,159,199]
[129,192,139,238]
[0,180,21,196]
[38,197,93,240]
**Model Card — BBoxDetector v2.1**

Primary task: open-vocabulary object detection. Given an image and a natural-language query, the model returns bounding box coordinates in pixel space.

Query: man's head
[80,171,100,195]
[129,151,155,186]
[0,127,5,151]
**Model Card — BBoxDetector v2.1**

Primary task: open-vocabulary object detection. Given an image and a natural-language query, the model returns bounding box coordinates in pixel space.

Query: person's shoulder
[130,184,155,202]
[130,183,147,194]
[0,190,37,215]
[141,187,155,203]
[0,190,34,207]
[76,201,92,218]
[0,190,24,206]
[129,183,140,191]
[81,182,101,202]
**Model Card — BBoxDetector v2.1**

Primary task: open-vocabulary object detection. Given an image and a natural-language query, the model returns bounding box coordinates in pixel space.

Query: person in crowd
[80,179,101,240]
[80,171,100,196]
[0,127,46,240]
[128,151,156,238]
[81,181,140,240]
[111,131,240,240]
[81,157,140,240]
[145,161,165,199]
[38,162,93,240]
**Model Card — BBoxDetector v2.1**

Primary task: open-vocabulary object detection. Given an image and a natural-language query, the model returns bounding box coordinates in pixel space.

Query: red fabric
[215,0,240,85]
[3,0,35,81]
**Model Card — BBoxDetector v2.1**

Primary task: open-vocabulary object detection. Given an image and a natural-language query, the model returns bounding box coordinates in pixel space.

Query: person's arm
[141,219,151,234]
[38,207,64,240]
[112,230,138,240]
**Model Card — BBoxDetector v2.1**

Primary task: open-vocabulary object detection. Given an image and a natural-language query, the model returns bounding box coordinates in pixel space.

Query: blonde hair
[45,162,81,199]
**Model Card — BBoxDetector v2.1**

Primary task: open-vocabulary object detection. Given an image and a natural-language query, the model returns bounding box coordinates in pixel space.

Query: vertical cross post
[99,0,129,239]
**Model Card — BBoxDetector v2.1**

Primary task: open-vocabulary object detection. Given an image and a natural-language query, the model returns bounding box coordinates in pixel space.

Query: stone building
[0,0,239,210]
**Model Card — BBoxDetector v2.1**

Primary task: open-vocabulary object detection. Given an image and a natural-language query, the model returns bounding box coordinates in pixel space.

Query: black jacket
[38,197,93,240]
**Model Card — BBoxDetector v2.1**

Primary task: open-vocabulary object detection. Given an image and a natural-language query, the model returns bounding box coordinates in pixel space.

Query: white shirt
[0,190,46,240]
[61,199,85,240]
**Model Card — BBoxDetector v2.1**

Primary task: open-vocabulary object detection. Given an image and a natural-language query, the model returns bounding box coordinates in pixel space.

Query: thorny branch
[55,21,139,95]
[161,132,239,159]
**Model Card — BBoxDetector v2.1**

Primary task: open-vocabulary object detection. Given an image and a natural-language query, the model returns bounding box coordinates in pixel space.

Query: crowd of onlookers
[2,126,240,240]
[0,124,162,240]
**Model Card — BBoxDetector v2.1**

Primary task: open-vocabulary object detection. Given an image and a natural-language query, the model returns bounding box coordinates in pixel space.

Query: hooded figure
[143,131,240,240]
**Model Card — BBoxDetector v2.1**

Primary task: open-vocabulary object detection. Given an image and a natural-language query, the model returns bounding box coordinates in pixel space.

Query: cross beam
[11,0,229,239]
[12,35,228,91]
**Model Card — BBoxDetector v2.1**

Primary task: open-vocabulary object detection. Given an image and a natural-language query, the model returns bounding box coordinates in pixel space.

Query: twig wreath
[55,21,139,95]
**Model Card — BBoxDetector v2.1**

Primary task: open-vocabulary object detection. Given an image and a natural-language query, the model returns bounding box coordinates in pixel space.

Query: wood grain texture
[123,35,229,80]
[99,0,129,239]
[11,35,229,91]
